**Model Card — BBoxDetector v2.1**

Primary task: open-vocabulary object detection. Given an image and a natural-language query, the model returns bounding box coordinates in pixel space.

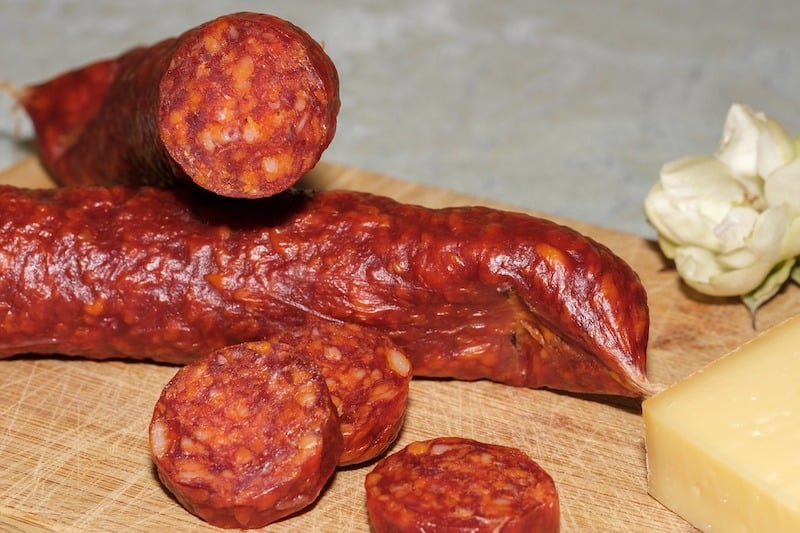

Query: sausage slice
[273,321,412,466]
[365,437,560,532]
[149,341,343,529]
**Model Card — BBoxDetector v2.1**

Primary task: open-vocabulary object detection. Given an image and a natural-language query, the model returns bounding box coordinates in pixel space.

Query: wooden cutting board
[1,156,798,532]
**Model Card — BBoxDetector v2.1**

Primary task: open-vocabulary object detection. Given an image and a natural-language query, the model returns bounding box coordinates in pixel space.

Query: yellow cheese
[643,314,800,532]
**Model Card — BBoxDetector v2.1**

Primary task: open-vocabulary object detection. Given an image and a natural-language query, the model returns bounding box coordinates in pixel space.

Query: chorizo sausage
[271,321,411,466]
[149,340,343,529]
[9,12,339,198]
[0,184,650,397]
[364,437,559,532]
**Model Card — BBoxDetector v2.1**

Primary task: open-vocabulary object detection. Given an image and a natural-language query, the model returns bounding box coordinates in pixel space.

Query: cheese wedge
[643,314,800,532]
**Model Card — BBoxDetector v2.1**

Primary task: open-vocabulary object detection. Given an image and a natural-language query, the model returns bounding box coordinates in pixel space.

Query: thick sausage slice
[365,437,559,532]
[272,321,412,466]
[149,341,343,529]
[13,12,339,198]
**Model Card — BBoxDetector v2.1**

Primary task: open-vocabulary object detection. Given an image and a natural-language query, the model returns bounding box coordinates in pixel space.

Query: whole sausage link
[14,12,339,198]
[0,184,650,397]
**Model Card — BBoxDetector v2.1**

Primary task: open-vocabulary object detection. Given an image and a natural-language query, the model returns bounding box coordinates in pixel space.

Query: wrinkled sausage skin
[0,184,650,397]
[150,341,343,528]
[14,12,339,198]
[365,437,559,532]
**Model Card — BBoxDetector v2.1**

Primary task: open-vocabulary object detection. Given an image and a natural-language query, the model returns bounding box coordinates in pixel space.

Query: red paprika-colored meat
[271,321,412,466]
[0,184,651,397]
[13,12,339,198]
[365,437,559,532]
[149,341,343,529]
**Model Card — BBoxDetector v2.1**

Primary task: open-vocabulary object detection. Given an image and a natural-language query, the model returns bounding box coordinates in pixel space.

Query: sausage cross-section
[271,321,412,466]
[365,437,560,532]
[149,340,343,529]
[0,183,651,397]
[11,12,339,198]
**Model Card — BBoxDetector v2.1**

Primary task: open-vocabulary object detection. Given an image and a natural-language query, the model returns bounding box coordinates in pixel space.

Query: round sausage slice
[149,340,343,529]
[365,437,559,532]
[272,321,411,466]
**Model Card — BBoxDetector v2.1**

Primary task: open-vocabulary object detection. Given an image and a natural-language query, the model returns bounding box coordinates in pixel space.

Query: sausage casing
[0,184,650,397]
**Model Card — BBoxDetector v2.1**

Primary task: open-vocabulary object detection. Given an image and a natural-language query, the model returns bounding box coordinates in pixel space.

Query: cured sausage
[271,321,411,466]
[364,437,559,532]
[0,183,651,397]
[9,12,339,198]
[0,184,650,396]
[149,340,343,529]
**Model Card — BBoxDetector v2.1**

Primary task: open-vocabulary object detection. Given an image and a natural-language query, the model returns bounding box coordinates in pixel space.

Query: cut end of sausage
[148,340,343,529]
[157,12,340,198]
[365,437,560,533]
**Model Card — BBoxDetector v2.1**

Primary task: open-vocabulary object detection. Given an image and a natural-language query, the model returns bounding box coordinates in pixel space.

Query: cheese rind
[643,314,800,532]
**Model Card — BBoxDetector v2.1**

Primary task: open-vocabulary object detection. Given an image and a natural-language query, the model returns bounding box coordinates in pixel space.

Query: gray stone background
[2,0,799,238]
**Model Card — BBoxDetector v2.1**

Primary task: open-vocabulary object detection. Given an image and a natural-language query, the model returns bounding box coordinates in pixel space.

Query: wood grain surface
[1,156,798,532]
